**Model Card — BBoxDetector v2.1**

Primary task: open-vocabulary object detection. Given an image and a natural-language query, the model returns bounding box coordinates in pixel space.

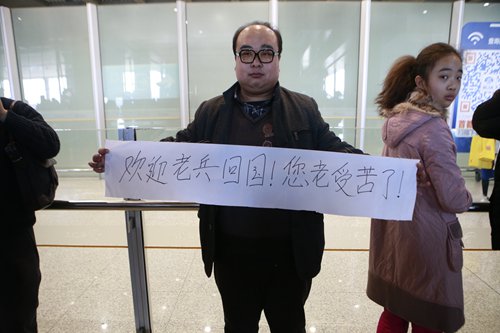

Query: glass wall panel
[186,2,268,119]
[366,2,452,154]
[12,7,97,170]
[279,1,360,146]
[464,2,500,23]
[99,3,180,140]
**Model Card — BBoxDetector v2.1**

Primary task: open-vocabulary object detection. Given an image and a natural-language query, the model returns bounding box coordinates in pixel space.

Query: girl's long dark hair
[375,42,461,114]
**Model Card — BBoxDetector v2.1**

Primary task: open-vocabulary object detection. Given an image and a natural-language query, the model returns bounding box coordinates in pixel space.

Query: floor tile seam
[160,254,197,325]
[84,251,127,282]
[175,249,201,294]
[40,286,92,333]
[161,293,182,326]
[40,271,103,294]
[463,266,500,295]
[473,280,500,295]
[41,319,58,333]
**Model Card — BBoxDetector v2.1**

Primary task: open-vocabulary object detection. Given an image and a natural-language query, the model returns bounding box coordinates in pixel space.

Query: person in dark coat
[0,97,60,333]
[473,89,500,250]
[89,21,429,333]
[90,21,363,333]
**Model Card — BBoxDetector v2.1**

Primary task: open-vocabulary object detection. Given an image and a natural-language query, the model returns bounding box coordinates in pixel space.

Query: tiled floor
[33,175,500,332]
[36,247,500,333]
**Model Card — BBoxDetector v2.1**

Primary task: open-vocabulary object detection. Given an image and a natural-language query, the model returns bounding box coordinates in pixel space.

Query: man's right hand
[88,148,109,173]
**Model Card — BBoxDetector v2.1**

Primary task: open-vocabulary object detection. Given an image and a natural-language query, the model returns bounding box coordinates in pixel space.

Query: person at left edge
[0,97,60,333]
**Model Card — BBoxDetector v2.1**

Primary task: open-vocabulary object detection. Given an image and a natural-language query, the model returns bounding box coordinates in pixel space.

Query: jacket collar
[223,81,280,104]
[215,82,289,147]
[381,90,448,120]
[407,89,448,120]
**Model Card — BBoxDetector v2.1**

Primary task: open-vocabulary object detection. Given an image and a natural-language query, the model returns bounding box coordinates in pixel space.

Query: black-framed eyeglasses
[235,49,280,64]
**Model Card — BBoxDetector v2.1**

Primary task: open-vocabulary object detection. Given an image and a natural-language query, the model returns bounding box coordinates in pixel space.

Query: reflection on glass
[278,2,360,146]
[464,2,500,23]
[12,7,97,170]
[186,2,268,119]
[366,2,452,154]
[99,3,181,132]
[324,43,346,101]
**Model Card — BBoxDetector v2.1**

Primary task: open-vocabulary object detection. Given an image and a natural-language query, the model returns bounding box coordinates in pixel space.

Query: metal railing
[47,200,197,333]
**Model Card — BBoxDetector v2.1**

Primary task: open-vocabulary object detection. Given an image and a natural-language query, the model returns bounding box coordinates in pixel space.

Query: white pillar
[177,0,190,128]
[0,6,21,100]
[86,3,106,148]
[356,0,371,151]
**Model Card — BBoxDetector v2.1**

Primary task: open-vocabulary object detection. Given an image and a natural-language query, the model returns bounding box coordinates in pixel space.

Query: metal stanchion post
[120,127,152,333]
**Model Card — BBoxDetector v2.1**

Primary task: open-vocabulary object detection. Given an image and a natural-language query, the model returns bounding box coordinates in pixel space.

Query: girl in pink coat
[367,43,472,333]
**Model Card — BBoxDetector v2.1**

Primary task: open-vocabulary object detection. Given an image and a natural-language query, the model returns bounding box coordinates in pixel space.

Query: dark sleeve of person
[307,96,364,154]
[1,97,60,159]
[160,99,214,143]
[472,89,500,140]
[316,118,364,154]
[160,129,192,143]
[159,120,196,143]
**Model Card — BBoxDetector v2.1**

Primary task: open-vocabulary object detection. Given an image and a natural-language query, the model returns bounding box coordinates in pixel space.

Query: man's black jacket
[170,82,362,279]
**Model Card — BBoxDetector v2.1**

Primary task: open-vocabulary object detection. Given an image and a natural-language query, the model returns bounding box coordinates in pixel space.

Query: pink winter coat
[367,96,472,332]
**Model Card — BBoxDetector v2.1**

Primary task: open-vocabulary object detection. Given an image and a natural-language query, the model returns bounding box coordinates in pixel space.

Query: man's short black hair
[232,21,282,56]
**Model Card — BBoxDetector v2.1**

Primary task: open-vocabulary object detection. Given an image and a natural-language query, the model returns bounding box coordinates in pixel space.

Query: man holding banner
[91,21,423,332]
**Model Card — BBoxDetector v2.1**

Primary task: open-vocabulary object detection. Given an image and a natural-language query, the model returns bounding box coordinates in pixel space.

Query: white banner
[104,140,418,220]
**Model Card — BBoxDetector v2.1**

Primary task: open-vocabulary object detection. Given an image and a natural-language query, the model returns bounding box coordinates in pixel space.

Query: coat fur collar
[380,90,448,120]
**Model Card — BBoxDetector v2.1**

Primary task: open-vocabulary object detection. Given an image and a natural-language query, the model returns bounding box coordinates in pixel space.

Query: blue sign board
[460,22,500,50]
[452,22,499,152]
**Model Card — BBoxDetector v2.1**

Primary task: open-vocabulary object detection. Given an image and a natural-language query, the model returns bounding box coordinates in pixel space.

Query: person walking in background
[366,43,472,333]
[472,89,500,250]
[0,97,60,332]
[90,21,364,333]
[479,168,494,201]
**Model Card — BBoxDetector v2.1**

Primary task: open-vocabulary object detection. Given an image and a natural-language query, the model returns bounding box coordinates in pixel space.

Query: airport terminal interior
[0,0,499,332]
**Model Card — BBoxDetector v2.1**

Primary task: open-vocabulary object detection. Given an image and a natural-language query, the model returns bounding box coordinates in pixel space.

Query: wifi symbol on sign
[467,31,484,45]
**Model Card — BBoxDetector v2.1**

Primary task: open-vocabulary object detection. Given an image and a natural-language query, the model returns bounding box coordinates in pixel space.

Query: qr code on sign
[460,49,500,112]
